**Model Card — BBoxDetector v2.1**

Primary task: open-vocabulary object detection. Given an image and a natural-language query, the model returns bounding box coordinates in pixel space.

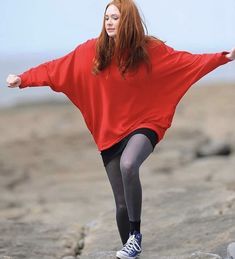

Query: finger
[6,76,16,83]
[8,82,18,87]
[8,84,17,88]
[7,75,16,80]
[7,74,15,79]
[7,80,17,86]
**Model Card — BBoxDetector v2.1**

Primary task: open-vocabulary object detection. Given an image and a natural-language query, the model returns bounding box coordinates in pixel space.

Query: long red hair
[93,0,161,76]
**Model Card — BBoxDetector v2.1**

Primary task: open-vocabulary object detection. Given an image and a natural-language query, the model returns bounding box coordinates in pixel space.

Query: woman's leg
[104,134,154,244]
[120,134,154,233]
[104,154,130,245]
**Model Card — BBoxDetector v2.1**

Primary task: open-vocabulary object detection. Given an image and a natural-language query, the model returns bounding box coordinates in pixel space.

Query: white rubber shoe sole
[116,251,141,259]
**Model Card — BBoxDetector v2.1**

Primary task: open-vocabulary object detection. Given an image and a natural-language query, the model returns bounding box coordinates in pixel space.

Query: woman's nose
[107,19,113,26]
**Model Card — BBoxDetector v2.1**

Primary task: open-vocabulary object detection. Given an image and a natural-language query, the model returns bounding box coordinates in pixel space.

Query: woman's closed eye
[105,15,120,21]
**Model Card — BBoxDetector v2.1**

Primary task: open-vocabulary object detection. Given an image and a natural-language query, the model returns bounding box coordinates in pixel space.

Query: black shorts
[100,127,159,167]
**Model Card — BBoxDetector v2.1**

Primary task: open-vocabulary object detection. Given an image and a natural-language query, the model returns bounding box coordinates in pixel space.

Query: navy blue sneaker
[116,231,142,259]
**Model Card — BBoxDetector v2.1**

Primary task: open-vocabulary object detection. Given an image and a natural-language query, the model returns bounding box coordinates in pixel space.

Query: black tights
[104,134,154,244]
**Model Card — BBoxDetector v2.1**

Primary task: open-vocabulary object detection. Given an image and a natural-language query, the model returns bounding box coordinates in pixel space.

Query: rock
[196,140,232,158]
[80,182,235,258]
[227,242,235,259]
[76,251,116,259]
[1,88,235,258]
[190,251,222,259]
[77,251,222,259]
[0,220,84,259]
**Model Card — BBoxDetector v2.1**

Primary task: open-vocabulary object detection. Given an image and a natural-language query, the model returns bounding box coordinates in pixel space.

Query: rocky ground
[0,82,235,259]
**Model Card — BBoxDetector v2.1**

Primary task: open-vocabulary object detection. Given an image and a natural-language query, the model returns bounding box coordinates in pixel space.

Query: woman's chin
[107,32,116,38]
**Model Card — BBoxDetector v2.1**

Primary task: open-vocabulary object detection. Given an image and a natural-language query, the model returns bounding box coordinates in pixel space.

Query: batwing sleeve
[159,43,232,95]
[18,45,80,93]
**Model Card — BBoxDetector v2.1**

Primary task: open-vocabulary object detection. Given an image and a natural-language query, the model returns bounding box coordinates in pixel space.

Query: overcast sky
[1,0,235,55]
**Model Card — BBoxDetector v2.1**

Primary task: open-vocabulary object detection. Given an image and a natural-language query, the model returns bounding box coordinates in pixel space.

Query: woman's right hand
[6,74,21,88]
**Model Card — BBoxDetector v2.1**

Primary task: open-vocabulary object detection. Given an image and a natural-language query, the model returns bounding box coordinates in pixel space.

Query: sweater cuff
[17,73,28,89]
[220,51,233,63]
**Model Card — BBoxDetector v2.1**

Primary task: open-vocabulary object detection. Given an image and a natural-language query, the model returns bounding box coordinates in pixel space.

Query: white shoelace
[122,235,141,254]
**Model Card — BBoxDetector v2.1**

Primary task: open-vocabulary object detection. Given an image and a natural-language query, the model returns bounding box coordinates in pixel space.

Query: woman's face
[105,4,120,38]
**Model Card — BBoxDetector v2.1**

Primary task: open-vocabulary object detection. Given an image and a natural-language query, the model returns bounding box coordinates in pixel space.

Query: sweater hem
[98,123,166,151]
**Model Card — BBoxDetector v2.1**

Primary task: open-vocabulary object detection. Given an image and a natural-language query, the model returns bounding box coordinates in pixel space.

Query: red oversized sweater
[18,38,231,151]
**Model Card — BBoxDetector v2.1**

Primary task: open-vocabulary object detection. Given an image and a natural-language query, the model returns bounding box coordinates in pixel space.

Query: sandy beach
[0,82,235,259]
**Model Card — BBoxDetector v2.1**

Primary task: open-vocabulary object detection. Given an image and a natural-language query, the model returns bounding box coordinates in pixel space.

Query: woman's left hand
[226,48,235,61]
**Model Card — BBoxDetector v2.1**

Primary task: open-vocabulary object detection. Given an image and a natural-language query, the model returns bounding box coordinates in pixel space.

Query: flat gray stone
[190,251,222,259]
[227,242,235,259]
[77,251,222,259]
[1,94,235,258]
[196,141,232,157]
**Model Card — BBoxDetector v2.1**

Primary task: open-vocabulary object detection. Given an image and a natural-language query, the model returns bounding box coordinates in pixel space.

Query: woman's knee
[120,157,137,171]
[120,158,139,180]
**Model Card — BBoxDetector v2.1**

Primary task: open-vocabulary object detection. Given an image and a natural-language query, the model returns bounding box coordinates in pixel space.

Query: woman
[6,0,235,258]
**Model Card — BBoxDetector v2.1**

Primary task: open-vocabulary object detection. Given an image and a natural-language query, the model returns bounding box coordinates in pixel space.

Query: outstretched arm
[226,47,235,60]
[152,42,234,110]
[6,46,80,93]
[157,42,233,85]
